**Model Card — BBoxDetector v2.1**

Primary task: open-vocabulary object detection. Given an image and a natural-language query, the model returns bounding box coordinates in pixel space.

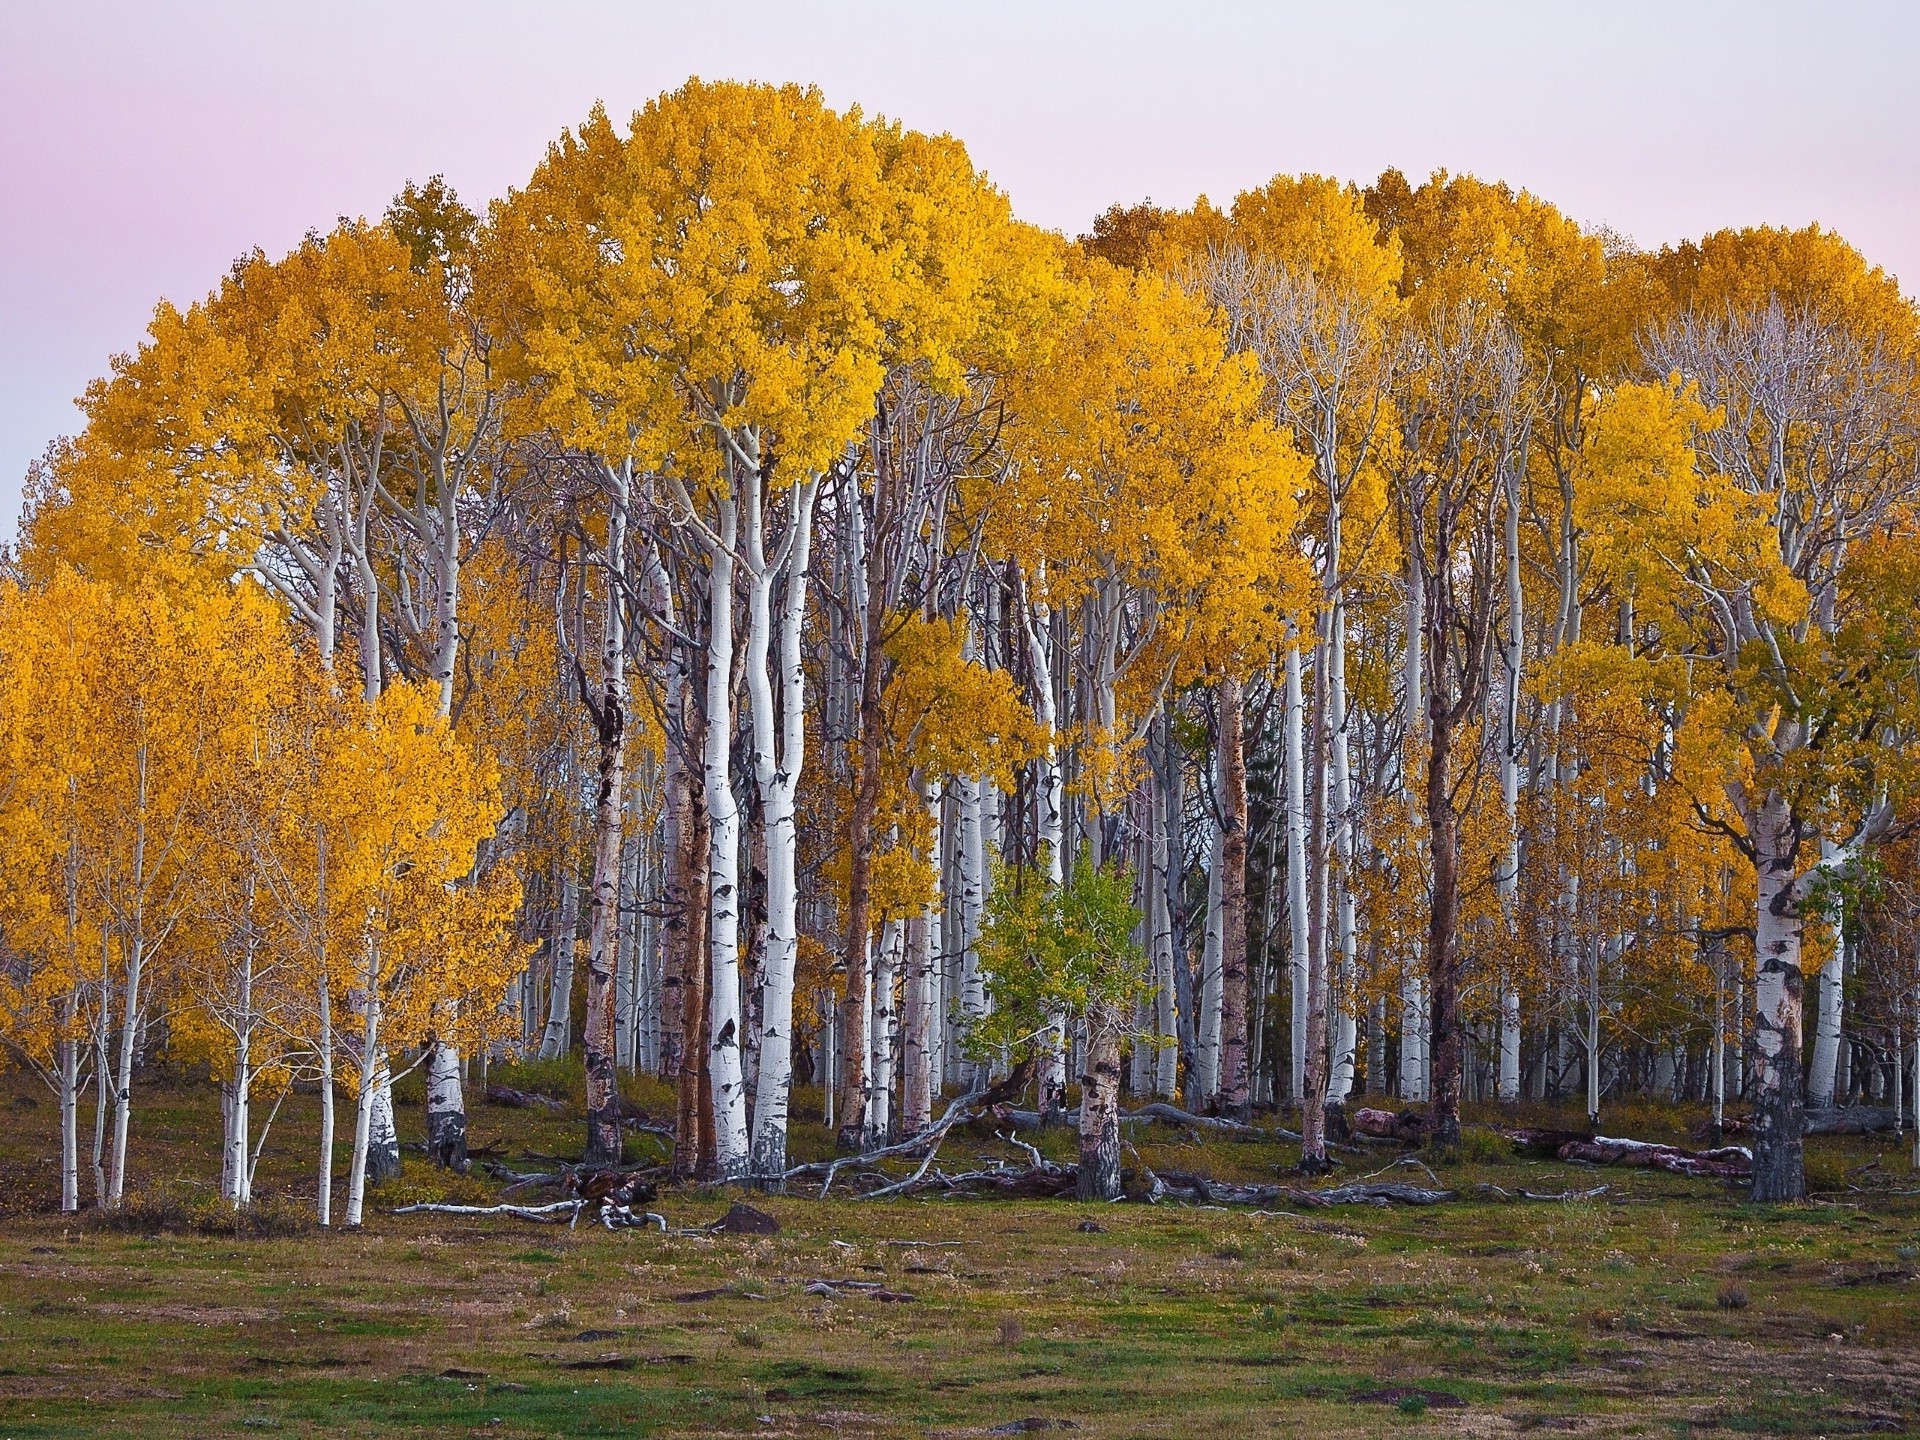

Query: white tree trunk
[868,918,901,1142]
[538,871,579,1059]
[747,476,817,1179]
[366,1065,400,1182]
[316,965,335,1227]
[1399,971,1428,1101]
[59,1030,80,1213]
[1284,635,1310,1101]
[1195,810,1224,1102]
[1024,589,1068,1114]
[1499,989,1522,1102]
[344,929,382,1228]
[703,499,750,1177]
[956,770,987,1088]
[1151,768,1178,1099]
[1807,873,1845,1109]
[1328,596,1357,1104]
[106,938,146,1210]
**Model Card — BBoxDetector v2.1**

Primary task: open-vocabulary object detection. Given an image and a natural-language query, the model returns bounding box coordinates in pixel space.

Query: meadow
[2,1068,1917,1439]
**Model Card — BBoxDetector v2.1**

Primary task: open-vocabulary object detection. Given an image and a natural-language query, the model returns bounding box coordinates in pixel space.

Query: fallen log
[1556,1136,1751,1178]
[1154,1171,1455,1207]
[1806,1106,1905,1136]
[1350,1107,1431,1143]
[392,1197,669,1231]
[1477,1183,1611,1202]
[1503,1127,1596,1157]
[485,1085,567,1111]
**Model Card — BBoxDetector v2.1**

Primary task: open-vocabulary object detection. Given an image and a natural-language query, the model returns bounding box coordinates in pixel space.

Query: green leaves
[967,845,1146,1061]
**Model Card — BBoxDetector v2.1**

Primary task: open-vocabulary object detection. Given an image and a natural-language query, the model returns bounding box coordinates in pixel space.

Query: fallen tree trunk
[1153,1171,1455,1207]
[1556,1136,1751,1178]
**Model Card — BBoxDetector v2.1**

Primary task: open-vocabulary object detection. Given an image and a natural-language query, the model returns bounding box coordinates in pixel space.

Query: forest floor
[2,1066,1919,1438]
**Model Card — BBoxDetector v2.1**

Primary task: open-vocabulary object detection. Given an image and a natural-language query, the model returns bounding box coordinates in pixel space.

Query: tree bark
[1077,1003,1124,1201]
[671,749,713,1181]
[703,496,750,1178]
[1217,674,1250,1118]
[1425,709,1464,1147]
[1748,790,1807,1202]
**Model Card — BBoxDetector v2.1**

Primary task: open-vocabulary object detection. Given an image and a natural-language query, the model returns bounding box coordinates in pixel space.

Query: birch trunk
[1496,458,1525,1102]
[106,935,145,1210]
[344,931,382,1228]
[1077,1004,1124,1200]
[1301,637,1332,1171]
[538,869,579,1059]
[705,495,750,1178]
[1807,875,1845,1110]
[1328,598,1358,1105]
[1195,817,1223,1103]
[671,739,713,1181]
[834,467,882,1148]
[222,916,255,1206]
[1426,708,1465,1147]
[1748,790,1807,1202]
[366,1064,401,1183]
[581,463,633,1167]
[956,768,988,1090]
[748,476,818,1180]
[1151,745,1178,1099]
[58,1006,79,1212]
[902,904,935,1133]
[1024,589,1068,1117]
[1283,636,1310,1101]
[1217,674,1250,1117]
[317,963,335,1226]
[869,918,901,1141]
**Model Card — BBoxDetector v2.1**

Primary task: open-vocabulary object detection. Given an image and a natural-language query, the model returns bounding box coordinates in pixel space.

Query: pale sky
[3,1,1916,540]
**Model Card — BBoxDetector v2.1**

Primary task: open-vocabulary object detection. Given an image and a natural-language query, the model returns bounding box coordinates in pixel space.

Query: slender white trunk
[344,929,382,1227]
[1023,589,1068,1114]
[223,951,254,1205]
[58,990,79,1212]
[868,918,900,1142]
[1328,597,1357,1104]
[703,497,750,1177]
[748,475,818,1179]
[1282,635,1309,1102]
[1151,772,1178,1099]
[1496,461,1525,1101]
[903,897,935,1132]
[956,770,987,1085]
[1808,866,1845,1109]
[1498,989,1521,1102]
[1399,972,1428,1101]
[317,966,335,1226]
[538,870,579,1059]
[107,937,145,1210]
[367,1065,399,1181]
[1195,810,1224,1101]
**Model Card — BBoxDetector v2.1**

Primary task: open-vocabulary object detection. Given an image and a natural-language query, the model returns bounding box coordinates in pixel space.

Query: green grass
[3,1069,1920,1436]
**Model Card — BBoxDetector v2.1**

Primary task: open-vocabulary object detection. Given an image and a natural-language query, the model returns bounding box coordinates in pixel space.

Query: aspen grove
[10,78,1920,1219]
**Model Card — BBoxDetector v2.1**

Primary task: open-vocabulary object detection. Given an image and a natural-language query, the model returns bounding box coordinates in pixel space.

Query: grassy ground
[3,1066,1919,1438]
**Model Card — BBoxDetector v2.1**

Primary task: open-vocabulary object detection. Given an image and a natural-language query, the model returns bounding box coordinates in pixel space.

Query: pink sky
[4,1,1916,538]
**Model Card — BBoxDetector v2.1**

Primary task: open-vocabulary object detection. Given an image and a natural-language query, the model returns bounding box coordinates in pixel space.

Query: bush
[367,1165,500,1209]
[88,1190,313,1239]
[1441,1127,1513,1166]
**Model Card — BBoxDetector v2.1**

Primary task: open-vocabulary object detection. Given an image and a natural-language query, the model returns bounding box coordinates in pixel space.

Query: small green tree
[973,847,1146,1200]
